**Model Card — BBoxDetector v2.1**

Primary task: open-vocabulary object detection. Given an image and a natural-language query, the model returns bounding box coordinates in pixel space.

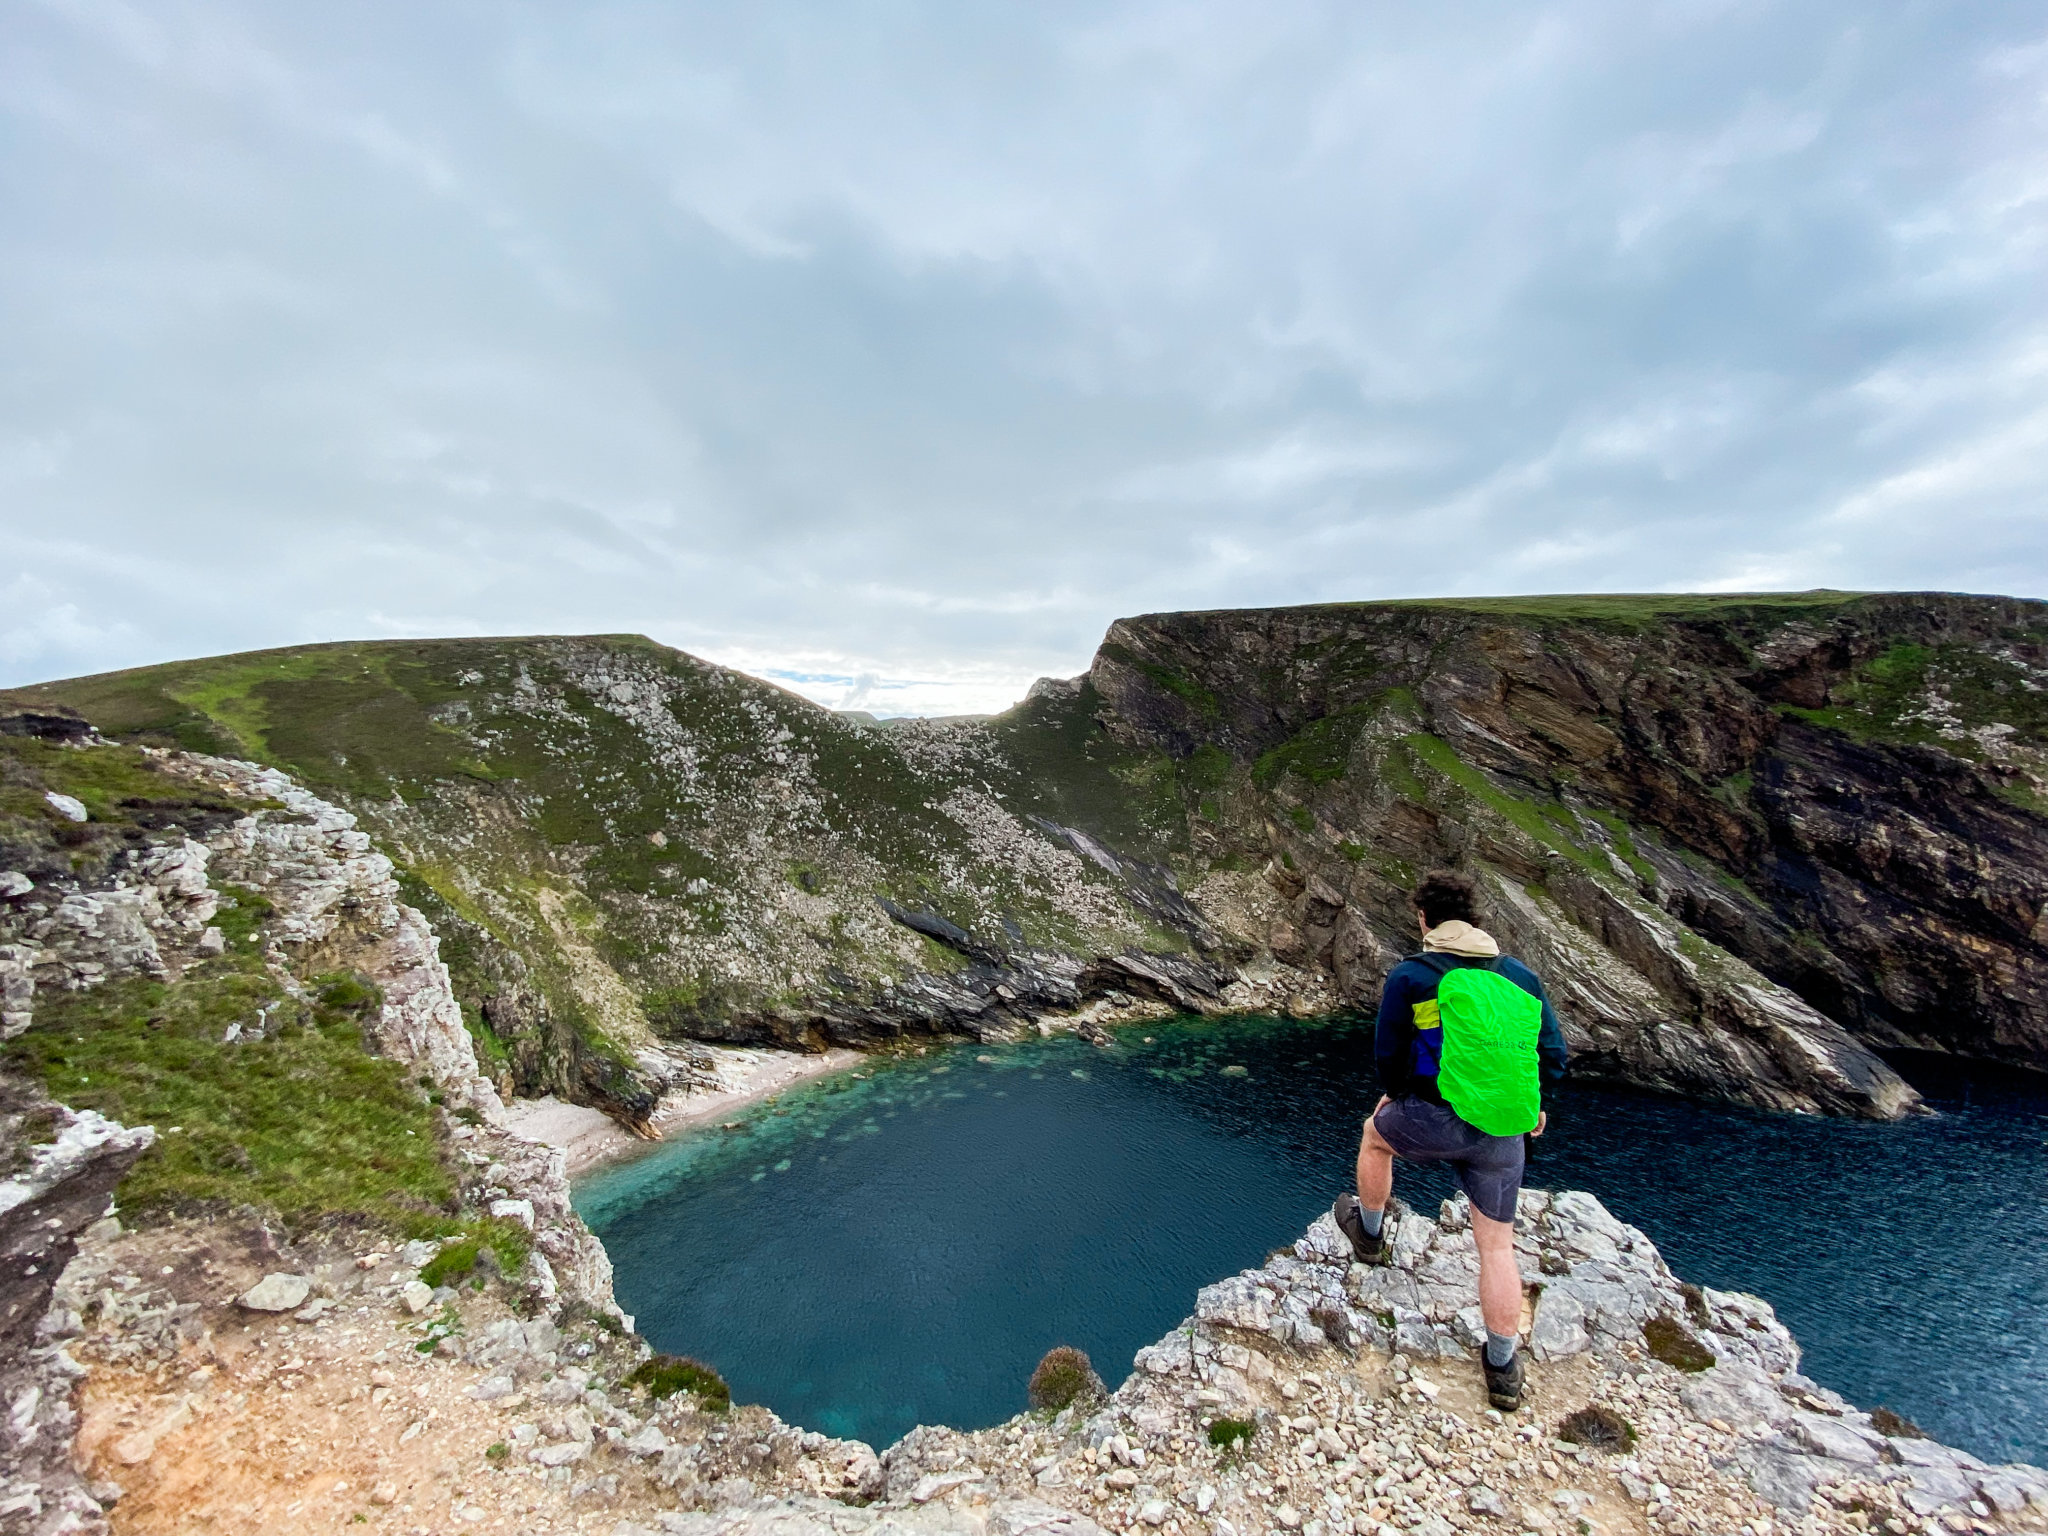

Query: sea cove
[580,1014,2048,1465]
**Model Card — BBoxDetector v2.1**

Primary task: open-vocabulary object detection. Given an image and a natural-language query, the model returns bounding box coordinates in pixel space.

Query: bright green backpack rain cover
[1434,965,1544,1137]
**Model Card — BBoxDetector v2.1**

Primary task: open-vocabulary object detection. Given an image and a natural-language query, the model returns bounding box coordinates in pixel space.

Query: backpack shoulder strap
[1411,952,1501,977]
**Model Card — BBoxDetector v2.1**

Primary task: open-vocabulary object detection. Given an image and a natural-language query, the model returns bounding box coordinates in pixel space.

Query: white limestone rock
[238,1274,313,1312]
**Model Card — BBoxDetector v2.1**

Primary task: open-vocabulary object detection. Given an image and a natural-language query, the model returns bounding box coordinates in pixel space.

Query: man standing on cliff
[1333,870,1569,1411]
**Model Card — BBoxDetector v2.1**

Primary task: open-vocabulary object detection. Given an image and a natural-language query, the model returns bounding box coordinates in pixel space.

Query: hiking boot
[1331,1194,1391,1265]
[1483,1348,1526,1412]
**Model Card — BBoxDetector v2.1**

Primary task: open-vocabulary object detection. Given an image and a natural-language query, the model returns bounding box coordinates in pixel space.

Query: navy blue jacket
[1374,952,1570,1106]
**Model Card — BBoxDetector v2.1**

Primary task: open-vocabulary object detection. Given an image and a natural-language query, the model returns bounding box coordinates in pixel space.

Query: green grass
[1373,590,1870,629]
[3,641,511,791]
[1398,733,1611,878]
[0,736,262,879]
[1782,641,2048,753]
[1097,643,1220,729]
[1180,744,1233,795]
[1251,705,1376,789]
[982,681,1189,858]
[4,964,457,1229]
[1585,808,1657,886]
[626,1353,731,1410]
[1642,1315,1715,1372]
[419,1218,533,1286]
[1026,1345,1103,1411]
[1207,1417,1256,1449]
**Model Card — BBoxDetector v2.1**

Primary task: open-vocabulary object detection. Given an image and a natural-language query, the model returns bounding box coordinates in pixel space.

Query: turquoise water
[577,1014,2048,1465]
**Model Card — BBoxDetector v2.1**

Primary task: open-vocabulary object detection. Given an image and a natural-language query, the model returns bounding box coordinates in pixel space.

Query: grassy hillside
[7,638,1188,1115]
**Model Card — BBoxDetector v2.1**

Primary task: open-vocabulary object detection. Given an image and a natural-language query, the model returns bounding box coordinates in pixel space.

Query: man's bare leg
[1355,1113,1395,1214]
[1471,1208,1522,1338]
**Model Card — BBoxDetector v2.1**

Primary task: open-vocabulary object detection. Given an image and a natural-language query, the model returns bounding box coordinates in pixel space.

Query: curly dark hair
[1411,869,1479,928]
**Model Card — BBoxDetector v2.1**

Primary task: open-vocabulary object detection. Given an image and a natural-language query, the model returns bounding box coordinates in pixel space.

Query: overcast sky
[4,2,2046,714]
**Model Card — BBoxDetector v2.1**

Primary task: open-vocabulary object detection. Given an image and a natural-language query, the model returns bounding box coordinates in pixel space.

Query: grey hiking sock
[1485,1331,1518,1369]
[1358,1204,1385,1239]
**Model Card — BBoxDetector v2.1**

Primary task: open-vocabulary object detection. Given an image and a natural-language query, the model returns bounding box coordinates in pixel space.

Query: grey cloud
[2,0,2045,712]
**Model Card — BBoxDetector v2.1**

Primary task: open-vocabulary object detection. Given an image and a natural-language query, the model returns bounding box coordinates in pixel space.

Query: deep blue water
[576,1014,2048,1466]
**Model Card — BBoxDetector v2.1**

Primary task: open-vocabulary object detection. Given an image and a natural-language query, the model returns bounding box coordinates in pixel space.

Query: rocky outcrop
[1037,1191,2048,1532]
[0,1094,154,1535]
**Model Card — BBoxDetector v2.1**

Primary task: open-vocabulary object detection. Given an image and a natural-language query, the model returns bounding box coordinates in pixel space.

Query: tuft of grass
[1207,1417,1256,1450]
[419,1216,532,1288]
[1557,1405,1636,1452]
[1585,808,1658,885]
[1026,1345,1104,1412]
[209,884,275,950]
[626,1354,730,1411]
[1642,1315,1716,1372]
[1180,743,1233,796]
[485,1442,510,1463]
[4,963,456,1229]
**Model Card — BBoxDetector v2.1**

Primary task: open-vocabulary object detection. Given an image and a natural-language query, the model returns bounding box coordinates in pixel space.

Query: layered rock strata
[1089,595,2048,1117]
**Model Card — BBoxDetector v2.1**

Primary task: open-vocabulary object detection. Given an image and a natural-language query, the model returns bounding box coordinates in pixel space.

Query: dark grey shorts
[1372,1095,1525,1224]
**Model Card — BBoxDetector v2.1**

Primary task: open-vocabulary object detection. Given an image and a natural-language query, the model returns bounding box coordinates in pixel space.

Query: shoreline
[501,1044,866,1178]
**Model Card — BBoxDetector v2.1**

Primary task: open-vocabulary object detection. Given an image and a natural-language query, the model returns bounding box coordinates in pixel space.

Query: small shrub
[1870,1407,1925,1439]
[420,1238,483,1289]
[1642,1315,1715,1372]
[1558,1405,1636,1453]
[315,973,380,1015]
[1208,1417,1255,1450]
[418,1217,528,1289]
[485,1442,509,1462]
[1679,1282,1711,1328]
[627,1354,730,1411]
[1026,1345,1104,1412]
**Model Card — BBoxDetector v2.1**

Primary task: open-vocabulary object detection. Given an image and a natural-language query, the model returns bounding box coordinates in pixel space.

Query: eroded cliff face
[1085,592,2048,1116]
